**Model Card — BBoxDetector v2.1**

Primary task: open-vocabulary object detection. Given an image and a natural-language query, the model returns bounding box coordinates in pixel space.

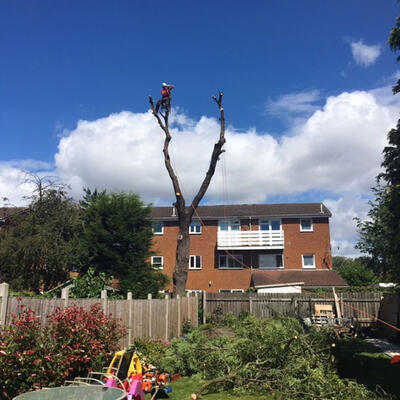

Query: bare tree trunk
[149,92,226,294]
[174,220,190,292]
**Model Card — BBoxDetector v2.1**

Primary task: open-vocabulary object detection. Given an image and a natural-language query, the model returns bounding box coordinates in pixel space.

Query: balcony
[217,230,284,250]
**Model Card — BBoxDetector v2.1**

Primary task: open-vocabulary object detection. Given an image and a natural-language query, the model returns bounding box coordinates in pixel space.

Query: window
[259,254,283,269]
[189,255,202,269]
[300,218,313,232]
[259,220,270,231]
[219,289,244,293]
[151,256,163,269]
[260,220,281,231]
[271,220,281,231]
[219,254,243,269]
[219,220,240,231]
[152,221,164,234]
[302,254,315,268]
[185,289,202,294]
[189,221,201,234]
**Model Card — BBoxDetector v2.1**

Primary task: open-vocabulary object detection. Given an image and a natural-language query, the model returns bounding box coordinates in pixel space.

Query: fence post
[127,292,133,345]
[61,287,69,308]
[332,288,342,319]
[195,292,199,327]
[177,294,181,337]
[0,283,9,326]
[165,294,169,341]
[148,293,152,338]
[186,291,190,322]
[202,291,207,324]
[249,295,253,315]
[101,290,108,315]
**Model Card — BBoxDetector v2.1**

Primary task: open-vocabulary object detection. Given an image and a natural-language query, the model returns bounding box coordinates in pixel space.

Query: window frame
[302,254,315,269]
[259,219,282,231]
[218,254,244,269]
[189,221,202,234]
[219,289,244,293]
[152,221,164,235]
[189,255,202,270]
[300,218,313,232]
[218,219,241,232]
[258,254,284,269]
[151,256,164,269]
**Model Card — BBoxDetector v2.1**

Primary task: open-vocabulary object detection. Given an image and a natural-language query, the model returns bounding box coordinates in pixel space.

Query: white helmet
[162,82,168,87]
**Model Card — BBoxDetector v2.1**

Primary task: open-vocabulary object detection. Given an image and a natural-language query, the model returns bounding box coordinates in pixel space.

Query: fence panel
[206,292,250,316]
[378,293,399,339]
[3,295,198,346]
[204,292,382,327]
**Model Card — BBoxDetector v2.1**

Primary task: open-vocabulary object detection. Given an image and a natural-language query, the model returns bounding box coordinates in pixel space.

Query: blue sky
[1,1,400,256]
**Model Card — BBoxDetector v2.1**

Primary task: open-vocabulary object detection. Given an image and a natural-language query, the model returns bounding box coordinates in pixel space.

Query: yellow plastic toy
[106,350,142,380]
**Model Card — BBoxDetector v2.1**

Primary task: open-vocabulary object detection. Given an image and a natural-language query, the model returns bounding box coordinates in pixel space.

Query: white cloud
[6,159,53,171]
[0,164,36,206]
[3,84,400,256]
[350,40,381,67]
[266,90,321,116]
[53,86,399,205]
[324,196,371,258]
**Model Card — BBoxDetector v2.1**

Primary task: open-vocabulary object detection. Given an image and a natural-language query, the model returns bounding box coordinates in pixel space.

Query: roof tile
[151,203,331,219]
[251,270,348,288]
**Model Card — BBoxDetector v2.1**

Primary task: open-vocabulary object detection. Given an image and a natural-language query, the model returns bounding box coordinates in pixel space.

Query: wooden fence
[379,293,400,340]
[2,280,399,343]
[203,292,383,327]
[0,284,198,348]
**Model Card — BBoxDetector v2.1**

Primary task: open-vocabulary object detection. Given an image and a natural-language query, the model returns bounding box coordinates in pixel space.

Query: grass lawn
[148,375,272,400]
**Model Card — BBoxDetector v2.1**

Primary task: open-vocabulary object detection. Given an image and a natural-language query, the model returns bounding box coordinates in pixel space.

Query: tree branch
[189,92,226,218]
[149,96,185,214]
[191,373,237,399]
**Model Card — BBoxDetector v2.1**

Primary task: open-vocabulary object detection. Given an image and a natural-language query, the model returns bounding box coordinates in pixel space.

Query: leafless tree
[148,92,226,294]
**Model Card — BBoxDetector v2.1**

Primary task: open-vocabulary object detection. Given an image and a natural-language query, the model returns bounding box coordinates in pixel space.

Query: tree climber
[155,83,174,113]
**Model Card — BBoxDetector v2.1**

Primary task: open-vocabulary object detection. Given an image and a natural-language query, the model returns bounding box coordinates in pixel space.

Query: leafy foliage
[356,15,400,282]
[133,315,381,399]
[78,189,168,297]
[47,303,126,376]
[390,16,400,94]
[355,139,400,282]
[0,302,125,399]
[0,178,81,293]
[0,183,168,297]
[332,256,378,286]
[70,266,116,298]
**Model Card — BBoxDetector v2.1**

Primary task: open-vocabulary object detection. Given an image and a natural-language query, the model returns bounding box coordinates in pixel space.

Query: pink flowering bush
[0,302,126,399]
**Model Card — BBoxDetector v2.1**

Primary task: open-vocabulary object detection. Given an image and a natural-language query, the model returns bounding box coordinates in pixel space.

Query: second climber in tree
[155,82,174,113]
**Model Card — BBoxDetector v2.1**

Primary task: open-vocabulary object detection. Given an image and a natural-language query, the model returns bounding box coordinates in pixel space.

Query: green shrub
[0,302,126,398]
[130,337,170,366]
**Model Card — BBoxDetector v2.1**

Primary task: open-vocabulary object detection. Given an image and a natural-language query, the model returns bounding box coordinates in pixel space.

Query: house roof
[0,207,24,218]
[251,270,348,288]
[0,207,26,225]
[151,203,331,220]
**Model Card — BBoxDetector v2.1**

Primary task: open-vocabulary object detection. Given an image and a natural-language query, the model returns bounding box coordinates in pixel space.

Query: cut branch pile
[134,315,386,399]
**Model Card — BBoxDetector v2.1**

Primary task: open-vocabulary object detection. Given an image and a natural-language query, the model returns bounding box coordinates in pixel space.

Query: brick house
[150,203,348,293]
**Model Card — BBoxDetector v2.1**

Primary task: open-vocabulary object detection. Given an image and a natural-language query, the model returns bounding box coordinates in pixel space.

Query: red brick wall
[282,217,332,270]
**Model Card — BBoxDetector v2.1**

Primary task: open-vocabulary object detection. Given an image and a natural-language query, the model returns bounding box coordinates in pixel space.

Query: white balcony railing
[217,230,284,249]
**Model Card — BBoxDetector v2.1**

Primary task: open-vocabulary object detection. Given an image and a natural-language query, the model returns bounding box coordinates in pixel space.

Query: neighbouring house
[0,207,26,227]
[251,270,348,293]
[150,203,348,293]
